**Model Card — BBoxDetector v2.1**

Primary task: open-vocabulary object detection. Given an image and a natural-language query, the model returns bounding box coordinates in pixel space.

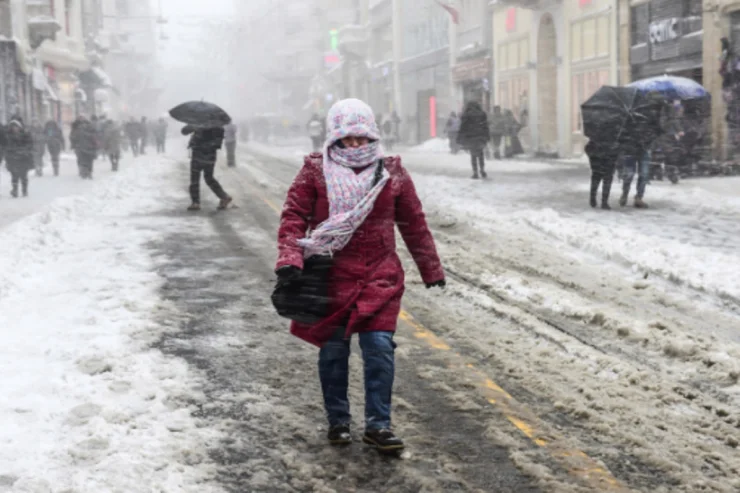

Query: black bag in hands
[271,160,385,325]
[271,255,333,325]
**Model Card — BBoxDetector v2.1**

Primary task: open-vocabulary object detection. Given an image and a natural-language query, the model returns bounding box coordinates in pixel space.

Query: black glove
[276,266,302,282]
[425,279,446,289]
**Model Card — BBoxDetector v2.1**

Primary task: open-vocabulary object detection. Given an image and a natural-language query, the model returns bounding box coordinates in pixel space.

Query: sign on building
[649,18,681,44]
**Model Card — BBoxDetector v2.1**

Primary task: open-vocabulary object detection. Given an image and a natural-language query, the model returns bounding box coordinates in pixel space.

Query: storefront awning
[92,67,112,87]
[78,66,113,88]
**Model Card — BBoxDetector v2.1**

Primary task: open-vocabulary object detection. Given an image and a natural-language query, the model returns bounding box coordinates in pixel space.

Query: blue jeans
[318,330,396,430]
[622,152,650,199]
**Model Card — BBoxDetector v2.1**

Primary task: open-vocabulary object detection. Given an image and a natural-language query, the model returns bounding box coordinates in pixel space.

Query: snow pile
[0,156,221,492]
[409,138,450,154]
[245,141,308,162]
[518,207,740,302]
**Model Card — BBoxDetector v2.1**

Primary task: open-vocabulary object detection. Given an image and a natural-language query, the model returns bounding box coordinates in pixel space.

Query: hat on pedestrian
[324,98,381,150]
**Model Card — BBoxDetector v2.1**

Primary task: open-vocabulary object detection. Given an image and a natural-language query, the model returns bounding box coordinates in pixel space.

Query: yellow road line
[242,165,630,492]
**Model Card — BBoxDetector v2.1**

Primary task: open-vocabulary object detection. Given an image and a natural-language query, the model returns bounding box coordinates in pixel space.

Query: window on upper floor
[116,0,129,16]
[0,0,11,37]
[572,15,609,62]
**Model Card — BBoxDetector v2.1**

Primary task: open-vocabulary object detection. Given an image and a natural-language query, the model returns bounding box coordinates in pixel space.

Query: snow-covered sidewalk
[0,154,221,492]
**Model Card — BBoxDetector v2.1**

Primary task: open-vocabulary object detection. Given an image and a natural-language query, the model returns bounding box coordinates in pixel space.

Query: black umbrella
[169,101,231,127]
[581,86,662,148]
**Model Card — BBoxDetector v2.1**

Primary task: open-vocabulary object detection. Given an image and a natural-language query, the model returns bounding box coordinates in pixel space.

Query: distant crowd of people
[444,102,526,179]
[0,114,170,197]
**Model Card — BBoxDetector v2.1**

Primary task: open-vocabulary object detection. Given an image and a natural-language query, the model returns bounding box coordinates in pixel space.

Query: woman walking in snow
[275,98,445,452]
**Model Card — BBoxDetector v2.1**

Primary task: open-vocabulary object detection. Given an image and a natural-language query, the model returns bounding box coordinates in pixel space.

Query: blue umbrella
[627,75,710,101]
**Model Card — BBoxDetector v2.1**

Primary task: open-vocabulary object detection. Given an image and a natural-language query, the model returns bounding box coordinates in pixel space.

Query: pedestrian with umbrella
[581,86,662,210]
[170,101,233,211]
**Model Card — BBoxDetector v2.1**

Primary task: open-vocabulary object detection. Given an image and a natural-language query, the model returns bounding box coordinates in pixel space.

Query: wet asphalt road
[145,159,544,492]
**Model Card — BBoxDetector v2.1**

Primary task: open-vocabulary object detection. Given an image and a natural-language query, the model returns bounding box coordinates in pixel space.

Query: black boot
[327,424,352,446]
[589,175,600,208]
[363,429,404,452]
[10,187,18,198]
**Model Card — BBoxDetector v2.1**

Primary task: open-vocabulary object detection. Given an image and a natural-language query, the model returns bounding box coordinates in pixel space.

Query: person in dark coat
[44,120,65,176]
[5,118,34,197]
[488,106,506,159]
[30,119,46,176]
[276,98,444,452]
[0,123,7,168]
[154,118,168,153]
[503,109,524,157]
[444,111,461,154]
[124,117,140,155]
[103,119,122,171]
[182,124,232,211]
[457,101,490,179]
[139,117,149,154]
[70,116,98,179]
[585,137,620,210]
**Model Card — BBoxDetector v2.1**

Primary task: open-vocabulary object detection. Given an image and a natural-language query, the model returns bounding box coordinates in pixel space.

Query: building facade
[399,0,450,143]
[702,0,740,159]
[450,0,493,112]
[492,0,619,157]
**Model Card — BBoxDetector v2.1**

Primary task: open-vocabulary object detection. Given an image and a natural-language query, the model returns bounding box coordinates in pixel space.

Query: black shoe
[363,429,404,451]
[601,202,611,210]
[327,424,352,446]
[10,189,18,198]
[472,174,480,179]
[590,196,597,208]
[481,170,487,179]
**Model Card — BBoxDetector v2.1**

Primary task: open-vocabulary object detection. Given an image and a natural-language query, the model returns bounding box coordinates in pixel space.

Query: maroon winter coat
[276,153,444,347]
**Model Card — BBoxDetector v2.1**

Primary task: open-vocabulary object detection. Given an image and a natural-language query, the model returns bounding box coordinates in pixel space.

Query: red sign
[579,0,592,6]
[505,8,516,33]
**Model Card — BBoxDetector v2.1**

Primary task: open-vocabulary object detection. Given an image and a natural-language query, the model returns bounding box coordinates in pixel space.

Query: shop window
[572,69,610,133]
[582,19,596,59]
[0,0,11,37]
[572,16,608,61]
[508,42,519,69]
[684,0,702,17]
[499,45,508,71]
[572,73,584,132]
[499,82,510,112]
[571,22,582,61]
[631,4,649,46]
[519,39,529,68]
[597,16,609,56]
[499,39,528,71]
